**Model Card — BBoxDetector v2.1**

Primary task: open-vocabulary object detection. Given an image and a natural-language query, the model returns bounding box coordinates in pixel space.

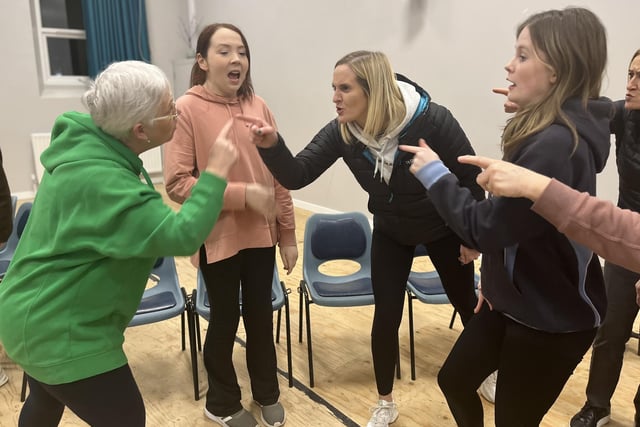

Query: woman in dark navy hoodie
[402,7,611,427]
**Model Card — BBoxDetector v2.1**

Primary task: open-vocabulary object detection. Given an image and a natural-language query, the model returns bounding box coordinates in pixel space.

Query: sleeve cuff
[415,160,450,189]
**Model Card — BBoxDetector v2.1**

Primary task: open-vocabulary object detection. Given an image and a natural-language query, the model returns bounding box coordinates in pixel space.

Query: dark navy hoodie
[418,97,612,333]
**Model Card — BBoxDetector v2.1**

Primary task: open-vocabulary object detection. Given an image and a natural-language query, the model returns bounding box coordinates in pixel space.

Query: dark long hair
[189,23,254,100]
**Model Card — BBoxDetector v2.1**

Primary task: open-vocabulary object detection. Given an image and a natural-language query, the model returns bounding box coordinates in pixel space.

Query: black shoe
[569,403,610,427]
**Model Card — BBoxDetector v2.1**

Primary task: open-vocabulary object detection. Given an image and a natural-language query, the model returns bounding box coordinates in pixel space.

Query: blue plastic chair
[128,256,192,388]
[0,201,31,279]
[0,201,34,403]
[190,265,292,400]
[406,244,480,380]
[128,257,189,330]
[299,211,400,387]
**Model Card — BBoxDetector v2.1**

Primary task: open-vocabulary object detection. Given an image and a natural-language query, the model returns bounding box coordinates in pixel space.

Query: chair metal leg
[180,312,186,351]
[20,371,28,402]
[180,287,188,351]
[281,283,293,388]
[449,308,457,329]
[407,290,416,381]
[187,292,200,401]
[193,288,202,352]
[298,281,304,343]
[275,308,282,343]
[303,287,315,388]
[632,327,640,355]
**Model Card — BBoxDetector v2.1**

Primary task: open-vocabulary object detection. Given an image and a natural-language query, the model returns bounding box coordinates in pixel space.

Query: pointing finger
[457,155,496,169]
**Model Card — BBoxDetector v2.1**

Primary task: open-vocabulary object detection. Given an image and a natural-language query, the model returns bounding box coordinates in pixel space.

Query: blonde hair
[502,7,607,160]
[335,51,405,143]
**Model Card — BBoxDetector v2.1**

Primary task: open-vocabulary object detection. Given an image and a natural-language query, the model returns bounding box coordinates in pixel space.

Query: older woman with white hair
[0,60,238,427]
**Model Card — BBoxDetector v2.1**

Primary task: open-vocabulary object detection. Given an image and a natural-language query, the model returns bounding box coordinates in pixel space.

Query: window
[31,0,89,96]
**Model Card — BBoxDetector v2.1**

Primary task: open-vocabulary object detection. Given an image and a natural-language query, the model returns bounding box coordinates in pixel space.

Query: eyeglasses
[151,102,180,122]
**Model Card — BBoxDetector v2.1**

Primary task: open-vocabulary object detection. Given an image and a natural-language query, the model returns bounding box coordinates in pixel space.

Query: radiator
[30,134,164,188]
[30,132,50,187]
[139,147,163,175]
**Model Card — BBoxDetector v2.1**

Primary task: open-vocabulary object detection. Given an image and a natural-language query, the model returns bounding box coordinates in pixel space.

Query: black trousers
[19,364,144,427]
[370,230,477,395]
[586,261,640,414]
[438,306,596,427]
[199,246,279,417]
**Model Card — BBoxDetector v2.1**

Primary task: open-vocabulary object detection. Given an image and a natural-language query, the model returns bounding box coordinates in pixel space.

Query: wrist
[524,175,552,201]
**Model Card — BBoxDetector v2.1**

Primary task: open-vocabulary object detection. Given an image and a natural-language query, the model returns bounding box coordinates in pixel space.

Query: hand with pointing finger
[457,155,551,201]
[205,118,238,179]
[236,115,278,148]
[398,139,441,174]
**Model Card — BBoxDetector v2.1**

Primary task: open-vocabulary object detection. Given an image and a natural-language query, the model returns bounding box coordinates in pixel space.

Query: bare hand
[457,155,551,201]
[279,245,298,275]
[636,279,640,307]
[398,139,441,174]
[235,115,278,148]
[459,245,480,265]
[246,183,276,219]
[473,281,493,313]
[205,118,238,178]
[492,88,519,113]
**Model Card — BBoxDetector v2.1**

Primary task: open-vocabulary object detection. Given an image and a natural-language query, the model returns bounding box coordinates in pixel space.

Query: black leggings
[19,364,144,427]
[370,230,477,395]
[438,306,596,427]
[199,246,280,416]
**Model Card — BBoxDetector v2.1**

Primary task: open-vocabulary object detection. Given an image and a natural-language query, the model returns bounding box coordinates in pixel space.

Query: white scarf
[347,80,421,184]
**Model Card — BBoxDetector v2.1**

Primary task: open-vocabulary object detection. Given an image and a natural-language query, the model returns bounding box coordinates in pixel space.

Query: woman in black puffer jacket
[240,50,484,427]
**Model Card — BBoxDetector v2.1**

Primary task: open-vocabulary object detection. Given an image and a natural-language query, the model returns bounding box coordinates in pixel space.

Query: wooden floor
[1,193,640,426]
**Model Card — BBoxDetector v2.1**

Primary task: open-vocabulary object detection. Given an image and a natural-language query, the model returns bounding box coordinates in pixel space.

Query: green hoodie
[0,112,226,384]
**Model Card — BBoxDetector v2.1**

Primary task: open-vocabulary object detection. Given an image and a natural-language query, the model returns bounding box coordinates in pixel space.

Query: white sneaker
[0,368,7,387]
[478,370,497,403]
[366,400,399,427]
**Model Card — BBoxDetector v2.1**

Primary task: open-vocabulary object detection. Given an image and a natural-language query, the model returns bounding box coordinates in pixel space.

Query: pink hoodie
[163,85,296,265]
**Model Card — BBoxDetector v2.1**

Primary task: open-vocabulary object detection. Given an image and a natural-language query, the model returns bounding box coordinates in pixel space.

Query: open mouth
[228,71,241,82]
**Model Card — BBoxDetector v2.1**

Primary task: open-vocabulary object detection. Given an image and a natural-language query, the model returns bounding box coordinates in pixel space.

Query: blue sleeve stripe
[415,160,450,189]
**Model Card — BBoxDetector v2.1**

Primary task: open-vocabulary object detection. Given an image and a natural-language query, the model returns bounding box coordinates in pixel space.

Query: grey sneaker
[257,401,286,427]
[478,370,497,404]
[366,400,399,427]
[204,407,259,427]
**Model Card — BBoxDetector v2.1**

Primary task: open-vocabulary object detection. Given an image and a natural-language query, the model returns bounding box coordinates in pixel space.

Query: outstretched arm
[459,154,640,275]
[457,155,551,200]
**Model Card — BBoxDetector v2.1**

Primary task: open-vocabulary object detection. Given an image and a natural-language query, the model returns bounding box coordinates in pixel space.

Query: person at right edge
[568,48,640,427]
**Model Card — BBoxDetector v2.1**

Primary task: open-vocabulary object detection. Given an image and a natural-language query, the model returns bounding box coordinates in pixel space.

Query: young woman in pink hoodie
[163,23,297,427]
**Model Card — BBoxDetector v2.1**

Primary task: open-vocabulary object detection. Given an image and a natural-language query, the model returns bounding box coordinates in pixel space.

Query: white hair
[82,61,171,140]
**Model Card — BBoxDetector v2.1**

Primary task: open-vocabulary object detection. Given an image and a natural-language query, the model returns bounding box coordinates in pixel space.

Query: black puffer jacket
[612,100,640,211]
[258,74,484,245]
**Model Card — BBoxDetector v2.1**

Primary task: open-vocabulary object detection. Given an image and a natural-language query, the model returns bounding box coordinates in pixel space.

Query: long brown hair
[189,23,254,101]
[502,7,607,160]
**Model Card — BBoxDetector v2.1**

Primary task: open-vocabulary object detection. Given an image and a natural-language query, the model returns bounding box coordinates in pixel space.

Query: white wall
[2,0,638,212]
